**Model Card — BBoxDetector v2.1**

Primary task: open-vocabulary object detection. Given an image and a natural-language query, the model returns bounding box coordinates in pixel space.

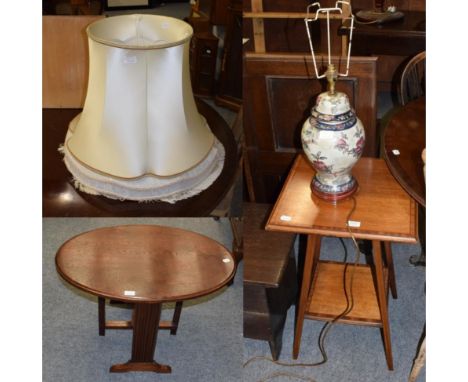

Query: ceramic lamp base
[311,176,358,202]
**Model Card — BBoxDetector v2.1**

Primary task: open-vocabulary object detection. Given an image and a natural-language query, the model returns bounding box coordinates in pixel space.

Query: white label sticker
[222,258,231,263]
[392,149,400,155]
[124,290,136,296]
[348,220,361,228]
[124,56,137,64]
[280,215,292,222]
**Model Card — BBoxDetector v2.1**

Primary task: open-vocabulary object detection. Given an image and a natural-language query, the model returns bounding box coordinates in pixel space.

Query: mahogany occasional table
[266,154,418,370]
[55,225,236,373]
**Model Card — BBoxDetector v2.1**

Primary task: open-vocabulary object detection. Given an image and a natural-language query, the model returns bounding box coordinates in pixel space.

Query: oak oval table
[55,225,236,373]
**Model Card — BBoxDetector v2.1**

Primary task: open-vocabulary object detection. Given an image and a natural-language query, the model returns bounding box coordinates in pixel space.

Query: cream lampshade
[61,14,224,202]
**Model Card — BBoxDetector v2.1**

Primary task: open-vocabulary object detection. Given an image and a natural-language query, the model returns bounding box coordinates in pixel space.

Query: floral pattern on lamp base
[301,91,365,202]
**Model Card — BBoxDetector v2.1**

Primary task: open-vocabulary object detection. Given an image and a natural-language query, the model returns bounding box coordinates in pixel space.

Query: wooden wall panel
[210,0,230,25]
[43,15,104,108]
[268,77,356,150]
[243,53,378,202]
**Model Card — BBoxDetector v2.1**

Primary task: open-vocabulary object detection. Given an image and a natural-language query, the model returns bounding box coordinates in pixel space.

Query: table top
[266,155,418,243]
[383,97,426,207]
[43,99,238,217]
[56,225,236,303]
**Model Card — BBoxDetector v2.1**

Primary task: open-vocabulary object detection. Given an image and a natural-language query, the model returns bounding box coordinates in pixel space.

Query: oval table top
[56,225,236,303]
[383,97,426,207]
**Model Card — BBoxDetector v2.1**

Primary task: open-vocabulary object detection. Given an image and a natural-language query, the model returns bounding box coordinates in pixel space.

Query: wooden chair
[398,51,426,106]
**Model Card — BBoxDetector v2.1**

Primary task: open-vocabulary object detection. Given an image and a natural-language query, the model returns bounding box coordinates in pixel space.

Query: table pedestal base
[110,361,171,373]
[109,302,171,373]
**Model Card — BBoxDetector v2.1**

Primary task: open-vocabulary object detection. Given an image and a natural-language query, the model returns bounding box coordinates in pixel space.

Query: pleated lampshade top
[87,14,192,49]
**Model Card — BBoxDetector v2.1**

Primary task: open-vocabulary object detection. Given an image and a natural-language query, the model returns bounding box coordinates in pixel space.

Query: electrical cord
[244,196,362,381]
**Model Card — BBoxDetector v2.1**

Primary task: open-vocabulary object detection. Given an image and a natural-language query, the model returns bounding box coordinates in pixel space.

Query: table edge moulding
[265,154,418,371]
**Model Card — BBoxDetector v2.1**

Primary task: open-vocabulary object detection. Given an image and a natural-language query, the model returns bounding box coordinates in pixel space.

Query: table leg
[410,205,426,266]
[170,301,183,335]
[110,303,171,373]
[229,216,243,263]
[293,234,321,359]
[98,297,105,336]
[383,242,398,299]
[269,329,283,361]
[372,240,394,370]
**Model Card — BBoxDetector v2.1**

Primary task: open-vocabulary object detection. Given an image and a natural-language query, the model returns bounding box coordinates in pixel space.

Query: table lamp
[60,14,224,202]
[301,1,365,202]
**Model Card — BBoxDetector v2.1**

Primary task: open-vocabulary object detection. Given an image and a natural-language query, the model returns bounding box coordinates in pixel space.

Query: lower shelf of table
[305,261,388,327]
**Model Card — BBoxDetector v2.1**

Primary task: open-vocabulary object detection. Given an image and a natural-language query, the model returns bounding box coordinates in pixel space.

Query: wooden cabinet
[244,203,297,360]
[210,0,230,25]
[347,10,426,92]
[215,0,242,110]
[243,1,425,94]
[190,32,219,97]
[188,0,242,107]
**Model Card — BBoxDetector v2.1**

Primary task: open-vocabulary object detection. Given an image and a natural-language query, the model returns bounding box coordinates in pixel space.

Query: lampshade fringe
[59,139,225,203]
